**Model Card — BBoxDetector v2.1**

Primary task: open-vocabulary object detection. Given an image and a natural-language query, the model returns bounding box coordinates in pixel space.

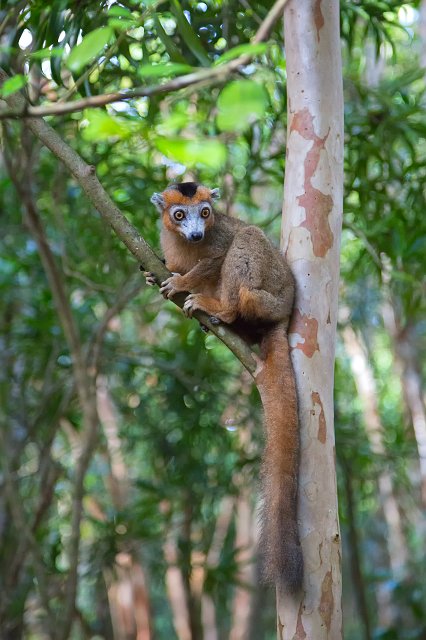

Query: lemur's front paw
[159,273,184,299]
[143,271,157,287]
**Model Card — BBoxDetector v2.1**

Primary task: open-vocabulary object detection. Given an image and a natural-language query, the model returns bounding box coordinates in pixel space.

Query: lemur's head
[151,182,220,243]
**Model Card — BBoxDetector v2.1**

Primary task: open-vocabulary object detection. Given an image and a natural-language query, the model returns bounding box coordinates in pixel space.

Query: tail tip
[262,543,304,593]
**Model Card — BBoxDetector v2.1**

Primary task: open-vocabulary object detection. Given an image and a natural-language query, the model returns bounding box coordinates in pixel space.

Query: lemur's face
[151,182,220,244]
[166,200,213,243]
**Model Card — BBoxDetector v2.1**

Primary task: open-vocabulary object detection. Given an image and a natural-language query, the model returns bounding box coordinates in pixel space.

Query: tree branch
[0,0,289,119]
[87,276,143,375]
[4,132,100,640]
[0,70,257,375]
[0,429,57,638]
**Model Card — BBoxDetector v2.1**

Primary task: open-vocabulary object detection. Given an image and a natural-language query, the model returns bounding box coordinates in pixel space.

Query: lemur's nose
[190,232,203,242]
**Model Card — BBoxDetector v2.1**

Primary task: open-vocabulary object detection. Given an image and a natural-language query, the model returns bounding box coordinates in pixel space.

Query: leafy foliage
[0,0,425,639]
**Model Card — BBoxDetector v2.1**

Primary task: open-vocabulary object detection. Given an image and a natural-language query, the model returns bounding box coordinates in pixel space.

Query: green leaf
[107,6,133,18]
[216,80,268,133]
[108,18,137,31]
[153,15,187,64]
[169,0,210,66]
[29,47,64,60]
[213,43,268,66]
[155,137,227,169]
[81,110,132,141]
[0,74,27,98]
[107,6,137,32]
[138,63,193,79]
[67,27,114,73]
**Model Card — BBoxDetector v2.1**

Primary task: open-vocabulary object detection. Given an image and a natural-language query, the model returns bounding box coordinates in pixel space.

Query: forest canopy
[0,0,425,639]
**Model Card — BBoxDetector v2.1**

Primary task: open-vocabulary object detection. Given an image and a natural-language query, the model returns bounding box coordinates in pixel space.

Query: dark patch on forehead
[171,182,199,198]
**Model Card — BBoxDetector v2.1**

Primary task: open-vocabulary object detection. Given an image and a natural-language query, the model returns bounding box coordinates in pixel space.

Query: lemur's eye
[173,210,185,221]
[201,207,210,218]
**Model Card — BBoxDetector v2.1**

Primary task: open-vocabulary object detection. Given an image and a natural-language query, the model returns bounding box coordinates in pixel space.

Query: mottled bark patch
[294,601,307,639]
[290,107,333,257]
[319,570,334,633]
[314,0,325,41]
[290,309,319,358]
[312,391,326,443]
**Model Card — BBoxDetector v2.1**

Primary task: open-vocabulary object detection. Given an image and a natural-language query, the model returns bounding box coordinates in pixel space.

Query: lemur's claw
[209,316,221,325]
[143,271,157,287]
[200,324,209,333]
[183,293,196,318]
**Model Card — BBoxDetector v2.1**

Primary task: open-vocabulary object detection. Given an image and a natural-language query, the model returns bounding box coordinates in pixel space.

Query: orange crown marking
[162,185,212,207]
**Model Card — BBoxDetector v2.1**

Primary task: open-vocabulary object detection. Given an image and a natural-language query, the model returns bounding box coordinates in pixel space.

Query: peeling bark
[279,0,343,637]
[290,309,320,358]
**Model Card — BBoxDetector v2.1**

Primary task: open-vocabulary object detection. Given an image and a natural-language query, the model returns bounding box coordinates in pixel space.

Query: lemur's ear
[210,188,220,201]
[151,192,165,212]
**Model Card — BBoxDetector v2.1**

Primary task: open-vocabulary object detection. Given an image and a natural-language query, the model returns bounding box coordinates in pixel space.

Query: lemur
[146,182,302,592]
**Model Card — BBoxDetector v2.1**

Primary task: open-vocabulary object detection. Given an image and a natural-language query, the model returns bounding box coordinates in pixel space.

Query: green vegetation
[0,1,425,638]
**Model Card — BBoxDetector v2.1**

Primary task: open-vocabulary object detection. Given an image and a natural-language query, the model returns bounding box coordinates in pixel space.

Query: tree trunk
[342,325,407,628]
[382,303,426,505]
[279,0,343,636]
[340,459,372,640]
[342,326,408,578]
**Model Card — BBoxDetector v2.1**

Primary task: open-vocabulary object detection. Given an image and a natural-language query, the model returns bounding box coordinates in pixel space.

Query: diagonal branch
[0,68,257,375]
[0,0,289,119]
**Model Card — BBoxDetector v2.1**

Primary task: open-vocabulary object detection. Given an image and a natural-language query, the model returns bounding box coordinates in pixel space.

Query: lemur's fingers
[209,316,221,325]
[159,283,176,299]
[160,273,181,299]
[183,294,196,318]
[143,271,157,286]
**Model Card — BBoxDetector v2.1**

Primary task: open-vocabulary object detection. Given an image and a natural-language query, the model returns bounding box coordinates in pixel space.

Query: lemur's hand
[143,271,157,287]
[159,273,186,299]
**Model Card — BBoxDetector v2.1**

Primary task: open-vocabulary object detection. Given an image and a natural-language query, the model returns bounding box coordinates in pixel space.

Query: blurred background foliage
[0,0,425,638]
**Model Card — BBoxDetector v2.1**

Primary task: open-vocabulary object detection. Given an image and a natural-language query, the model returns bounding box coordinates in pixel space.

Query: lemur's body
[148,182,303,592]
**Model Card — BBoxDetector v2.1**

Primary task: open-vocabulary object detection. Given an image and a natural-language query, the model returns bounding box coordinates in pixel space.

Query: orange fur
[162,185,212,207]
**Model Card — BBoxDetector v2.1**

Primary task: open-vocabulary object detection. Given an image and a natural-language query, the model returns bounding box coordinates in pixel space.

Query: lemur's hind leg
[219,227,291,325]
[238,286,292,324]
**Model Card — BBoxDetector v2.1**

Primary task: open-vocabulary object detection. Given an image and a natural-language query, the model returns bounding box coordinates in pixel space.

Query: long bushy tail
[255,323,303,592]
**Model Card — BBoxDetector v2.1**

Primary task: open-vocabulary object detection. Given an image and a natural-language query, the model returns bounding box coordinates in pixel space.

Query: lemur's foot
[183,293,202,318]
[159,273,183,299]
[183,294,221,322]
[143,271,157,287]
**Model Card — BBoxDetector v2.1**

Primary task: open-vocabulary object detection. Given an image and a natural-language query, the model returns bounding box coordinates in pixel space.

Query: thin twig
[0,0,289,119]
[344,219,383,269]
[87,276,143,373]
[59,2,160,102]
